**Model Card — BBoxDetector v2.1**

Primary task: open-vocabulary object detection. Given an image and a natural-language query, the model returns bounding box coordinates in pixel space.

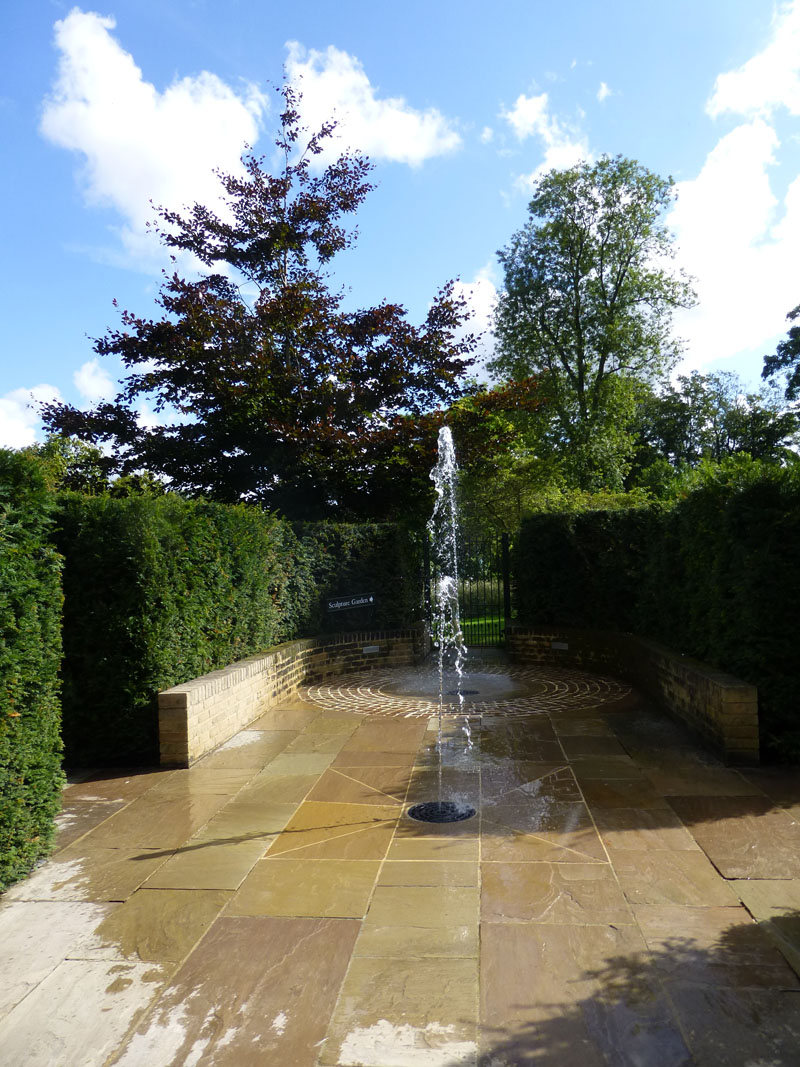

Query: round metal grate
[407,801,476,824]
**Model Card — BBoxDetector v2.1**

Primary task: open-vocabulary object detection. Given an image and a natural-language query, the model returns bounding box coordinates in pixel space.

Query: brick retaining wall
[158,625,429,767]
[507,626,759,765]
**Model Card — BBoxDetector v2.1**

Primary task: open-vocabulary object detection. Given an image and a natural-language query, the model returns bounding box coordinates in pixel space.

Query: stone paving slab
[1,665,800,1065]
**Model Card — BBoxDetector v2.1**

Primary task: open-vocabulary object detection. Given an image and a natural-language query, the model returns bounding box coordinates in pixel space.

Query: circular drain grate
[407,801,476,824]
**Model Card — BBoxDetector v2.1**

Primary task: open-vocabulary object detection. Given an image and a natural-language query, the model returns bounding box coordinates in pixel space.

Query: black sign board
[326,593,375,612]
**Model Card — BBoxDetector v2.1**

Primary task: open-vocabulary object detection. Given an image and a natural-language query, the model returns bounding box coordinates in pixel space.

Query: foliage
[514,504,653,631]
[447,379,552,533]
[293,522,423,633]
[514,460,800,759]
[491,155,696,490]
[629,371,799,492]
[42,88,475,521]
[0,451,64,891]
[762,302,800,401]
[55,493,422,765]
[24,436,111,495]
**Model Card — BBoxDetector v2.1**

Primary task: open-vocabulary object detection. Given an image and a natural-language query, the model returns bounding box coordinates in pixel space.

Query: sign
[326,593,375,612]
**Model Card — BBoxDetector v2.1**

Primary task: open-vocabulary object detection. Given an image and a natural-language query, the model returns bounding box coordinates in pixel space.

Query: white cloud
[480,126,494,144]
[40,9,265,268]
[671,120,800,371]
[707,1,800,118]
[501,92,589,190]
[74,359,116,404]
[285,41,461,166]
[597,82,612,103]
[503,92,550,140]
[671,5,800,375]
[452,264,498,383]
[0,386,62,449]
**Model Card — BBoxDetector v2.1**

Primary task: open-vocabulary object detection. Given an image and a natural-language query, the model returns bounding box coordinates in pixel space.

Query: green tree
[763,303,800,401]
[491,155,696,490]
[628,371,799,493]
[42,88,475,521]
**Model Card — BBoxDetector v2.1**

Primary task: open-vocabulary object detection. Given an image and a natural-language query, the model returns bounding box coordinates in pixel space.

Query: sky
[3,0,800,447]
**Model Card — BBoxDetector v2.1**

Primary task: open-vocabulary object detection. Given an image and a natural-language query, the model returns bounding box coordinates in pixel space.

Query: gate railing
[425,532,512,648]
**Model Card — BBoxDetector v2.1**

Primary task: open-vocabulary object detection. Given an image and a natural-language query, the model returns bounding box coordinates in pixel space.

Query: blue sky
[3,0,800,446]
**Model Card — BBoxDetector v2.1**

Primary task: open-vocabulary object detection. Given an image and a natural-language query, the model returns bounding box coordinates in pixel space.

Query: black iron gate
[425,532,512,648]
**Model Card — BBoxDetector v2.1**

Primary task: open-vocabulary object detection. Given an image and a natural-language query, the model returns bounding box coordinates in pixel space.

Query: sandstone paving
[480,761,579,800]
[481,861,634,926]
[3,843,171,902]
[141,766,254,799]
[73,888,232,962]
[665,984,800,1066]
[142,835,271,890]
[668,794,800,878]
[53,798,130,850]
[730,877,800,977]
[480,921,692,1067]
[591,805,701,850]
[631,903,800,988]
[305,767,408,806]
[228,857,381,918]
[0,958,169,1067]
[0,899,114,1019]
[606,849,740,907]
[319,956,479,1067]
[377,860,479,887]
[2,674,800,1064]
[283,731,355,755]
[109,916,360,1067]
[81,791,232,849]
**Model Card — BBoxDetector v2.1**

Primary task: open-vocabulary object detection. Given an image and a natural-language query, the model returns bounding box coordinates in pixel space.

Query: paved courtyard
[2,659,800,1066]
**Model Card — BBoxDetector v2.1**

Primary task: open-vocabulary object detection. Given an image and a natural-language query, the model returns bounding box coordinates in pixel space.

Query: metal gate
[425,532,512,648]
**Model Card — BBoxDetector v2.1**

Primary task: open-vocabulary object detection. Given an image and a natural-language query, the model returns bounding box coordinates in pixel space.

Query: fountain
[407,425,477,824]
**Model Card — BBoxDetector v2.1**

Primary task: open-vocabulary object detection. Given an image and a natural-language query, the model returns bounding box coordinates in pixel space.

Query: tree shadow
[471,912,800,1066]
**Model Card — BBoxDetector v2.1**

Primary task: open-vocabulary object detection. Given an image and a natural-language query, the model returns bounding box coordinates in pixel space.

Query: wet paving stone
[75,888,232,962]
[632,904,800,988]
[480,921,691,1067]
[110,916,360,1067]
[667,984,800,1066]
[481,861,633,925]
[580,776,673,810]
[591,806,701,851]
[480,761,578,801]
[607,849,739,907]
[229,857,381,918]
[668,795,800,878]
[731,877,800,977]
[320,956,479,1067]
[5,667,800,1065]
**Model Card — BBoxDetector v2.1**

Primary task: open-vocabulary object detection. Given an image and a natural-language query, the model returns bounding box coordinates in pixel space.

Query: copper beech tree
[43,89,476,520]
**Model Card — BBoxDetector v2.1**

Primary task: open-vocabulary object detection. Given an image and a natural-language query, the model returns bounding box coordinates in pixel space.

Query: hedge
[56,495,422,765]
[514,464,800,758]
[294,521,423,634]
[0,451,64,891]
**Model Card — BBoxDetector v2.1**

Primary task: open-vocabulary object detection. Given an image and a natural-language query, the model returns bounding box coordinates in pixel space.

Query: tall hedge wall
[56,495,422,765]
[294,521,423,634]
[0,452,64,891]
[514,465,800,757]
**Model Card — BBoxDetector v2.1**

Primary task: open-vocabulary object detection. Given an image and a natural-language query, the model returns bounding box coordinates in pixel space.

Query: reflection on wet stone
[5,657,800,1066]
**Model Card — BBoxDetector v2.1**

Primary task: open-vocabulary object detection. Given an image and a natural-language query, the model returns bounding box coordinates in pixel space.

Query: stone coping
[507,625,759,765]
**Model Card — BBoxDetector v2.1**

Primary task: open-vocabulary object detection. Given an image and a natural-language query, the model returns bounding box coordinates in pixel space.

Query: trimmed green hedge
[294,522,423,634]
[0,451,64,891]
[514,465,800,758]
[56,496,422,765]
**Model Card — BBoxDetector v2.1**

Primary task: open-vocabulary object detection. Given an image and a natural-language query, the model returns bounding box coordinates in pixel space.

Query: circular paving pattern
[303,664,631,719]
